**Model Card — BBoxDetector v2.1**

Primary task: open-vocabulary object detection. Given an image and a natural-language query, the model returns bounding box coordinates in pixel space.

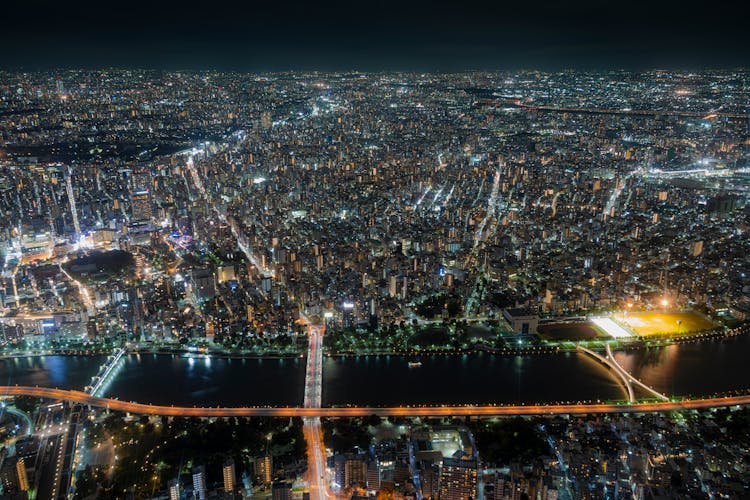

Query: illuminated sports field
[612,311,716,336]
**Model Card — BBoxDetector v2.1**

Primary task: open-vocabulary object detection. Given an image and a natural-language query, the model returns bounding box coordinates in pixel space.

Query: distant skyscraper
[193,465,207,500]
[130,189,152,222]
[439,457,478,500]
[223,458,236,493]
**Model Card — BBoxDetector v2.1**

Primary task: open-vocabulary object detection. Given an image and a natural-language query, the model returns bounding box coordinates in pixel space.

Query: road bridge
[87,347,126,396]
[577,345,636,402]
[302,321,329,500]
[605,343,669,401]
[2,386,750,417]
[577,345,669,402]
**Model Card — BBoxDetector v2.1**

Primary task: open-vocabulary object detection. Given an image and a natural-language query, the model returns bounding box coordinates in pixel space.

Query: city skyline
[0,1,749,493]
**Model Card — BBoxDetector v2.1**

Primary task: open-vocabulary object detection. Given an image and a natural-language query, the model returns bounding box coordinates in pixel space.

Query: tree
[364,414,382,428]
[471,418,547,466]
[12,395,39,415]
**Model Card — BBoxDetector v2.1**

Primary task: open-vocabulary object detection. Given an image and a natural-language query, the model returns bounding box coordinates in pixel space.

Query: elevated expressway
[2,386,750,417]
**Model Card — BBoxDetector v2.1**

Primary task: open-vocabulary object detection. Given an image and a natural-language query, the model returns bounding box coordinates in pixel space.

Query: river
[322,351,624,406]
[100,353,307,407]
[0,354,107,390]
[612,334,750,397]
[4,335,750,406]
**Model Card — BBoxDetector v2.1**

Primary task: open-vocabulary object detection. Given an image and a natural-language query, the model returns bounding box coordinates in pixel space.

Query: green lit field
[612,311,716,336]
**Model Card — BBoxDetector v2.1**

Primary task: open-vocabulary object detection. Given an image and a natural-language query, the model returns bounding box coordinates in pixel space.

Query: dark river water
[0,354,107,390]
[101,353,307,407]
[322,352,623,406]
[6,335,750,406]
[612,334,750,397]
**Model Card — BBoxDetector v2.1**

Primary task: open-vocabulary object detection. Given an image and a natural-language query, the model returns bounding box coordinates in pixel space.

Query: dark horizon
[2,0,749,72]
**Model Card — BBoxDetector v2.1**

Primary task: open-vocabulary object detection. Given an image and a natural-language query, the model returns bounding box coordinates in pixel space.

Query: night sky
[2,0,748,71]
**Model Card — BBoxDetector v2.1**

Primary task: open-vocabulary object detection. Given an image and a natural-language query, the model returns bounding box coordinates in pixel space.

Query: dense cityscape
[0,69,748,499]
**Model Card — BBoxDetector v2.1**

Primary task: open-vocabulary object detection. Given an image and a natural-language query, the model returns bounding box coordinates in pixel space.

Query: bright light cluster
[591,317,633,338]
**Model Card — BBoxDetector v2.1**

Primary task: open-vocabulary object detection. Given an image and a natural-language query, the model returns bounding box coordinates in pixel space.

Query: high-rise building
[389,275,398,298]
[420,461,440,499]
[168,479,181,500]
[271,481,292,500]
[190,268,216,301]
[691,240,704,257]
[223,458,236,493]
[439,457,478,500]
[261,111,272,130]
[344,456,367,488]
[254,455,273,485]
[130,189,152,222]
[16,456,29,491]
[217,265,237,283]
[193,465,207,500]
[366,460,380,491]
[0,456,29,493]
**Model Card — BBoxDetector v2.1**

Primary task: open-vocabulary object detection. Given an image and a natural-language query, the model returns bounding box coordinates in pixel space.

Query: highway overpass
[1,386,750,417]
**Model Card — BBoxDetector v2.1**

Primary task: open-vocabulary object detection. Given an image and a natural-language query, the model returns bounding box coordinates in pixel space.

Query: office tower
[223,458,236,493]
[193,465,207,500]
[439,457,478,500]
[130,189,152,222]
[168,479,181,500]
[254,455,272,485]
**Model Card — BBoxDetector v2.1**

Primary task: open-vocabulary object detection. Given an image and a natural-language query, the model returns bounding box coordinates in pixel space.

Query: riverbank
[0,348,113,359]
[127,347,305,360]
[0,321,744,361]
[326,344,562,358]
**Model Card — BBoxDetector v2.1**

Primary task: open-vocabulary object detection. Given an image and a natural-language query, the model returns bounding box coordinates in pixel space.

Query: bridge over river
[1,385,749,417]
